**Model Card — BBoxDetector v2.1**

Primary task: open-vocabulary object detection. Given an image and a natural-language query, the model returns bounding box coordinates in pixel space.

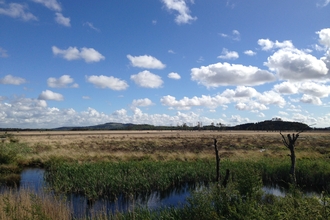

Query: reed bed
[44,157,330,201]
[45,160,214,199]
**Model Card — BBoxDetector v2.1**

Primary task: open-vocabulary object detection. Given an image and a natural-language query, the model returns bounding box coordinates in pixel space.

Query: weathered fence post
[214,139,220,184]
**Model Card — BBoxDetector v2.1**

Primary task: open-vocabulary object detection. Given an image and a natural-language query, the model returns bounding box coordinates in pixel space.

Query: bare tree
[280,130,305,184]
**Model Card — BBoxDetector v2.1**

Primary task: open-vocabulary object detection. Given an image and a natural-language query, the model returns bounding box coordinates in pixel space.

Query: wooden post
[214,139,220,184]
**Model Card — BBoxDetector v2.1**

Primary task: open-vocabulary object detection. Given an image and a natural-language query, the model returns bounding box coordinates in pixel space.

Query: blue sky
[1,0,330,129]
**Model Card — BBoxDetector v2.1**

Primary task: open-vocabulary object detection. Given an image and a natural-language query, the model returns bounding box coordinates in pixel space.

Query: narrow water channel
[7,168,322,218]
[18,168,197,218]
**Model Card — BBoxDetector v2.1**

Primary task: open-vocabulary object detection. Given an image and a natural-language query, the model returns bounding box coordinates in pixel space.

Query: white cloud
[317,29,330,47]
[161,0,197,24]
[235,101,268,111]
[191,62,275,87]
[127,54,165,69]
[168,49,175,54]
[197,56,204,63]
[219,30,240,41]
[0,47,8,58]
[265,47,328,81]
[258,39,294,51]
[0,2,37,21]
[317,0,330,7]
[298,82,330,98]
[130,70,163,88]
[32,0,61,11]
[230,115,249,124]
[86,75,128,91]
[273,82,298,94]
[0,75,26,85]
[160,94,230,110]
[38,90,64,101]
[55,12,70,27]
[257,91,286,108]
[47,75,77,88]
[217,48,239,60]
[168,72,181,80]
[131,98,154,107]
[84,22,100,32]
[244,50,256,56]
[82,96,90,100]
[232,30,240,41]
[300,94,322,105]
[52,46,105,63]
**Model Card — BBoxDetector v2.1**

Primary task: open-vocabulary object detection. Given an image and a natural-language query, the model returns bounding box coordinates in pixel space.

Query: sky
[1,0,330,129]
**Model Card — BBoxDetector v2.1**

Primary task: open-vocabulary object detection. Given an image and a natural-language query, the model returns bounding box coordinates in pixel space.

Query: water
[17,168,197,218]
[11,169,322,218]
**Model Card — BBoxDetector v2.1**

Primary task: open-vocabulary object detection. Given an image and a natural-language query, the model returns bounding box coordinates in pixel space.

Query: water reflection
[9,168,322,218]
[16,168,198,218]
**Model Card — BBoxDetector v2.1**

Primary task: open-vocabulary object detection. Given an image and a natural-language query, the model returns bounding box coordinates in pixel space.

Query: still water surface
[17,168,321,218]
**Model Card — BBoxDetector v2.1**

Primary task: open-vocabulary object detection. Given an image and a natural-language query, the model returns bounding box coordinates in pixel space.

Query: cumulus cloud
[131,98,154,107]
[168,72,181,80]
[52,46,105,63]
[47,75,77,88]
[191,62,275,87]
[0,47,8,58]
[265,48,328,81]
[55,12,70,27]
[235,101,268,111]
[38,90,64,101]
[131,70,163,88]
[160,94,230,110]
[244,50,256,56]
[318,28,330,47]
[32,0,61,11]
[298,82,330,98]
[0,2,37,21]
[161,0,197,24]
[258,39,294,51]
[300,94,322,105]
[217,48,239,60]
[86,75,128,91]
[257,91,286,107]
[273,82,298,94]
[127,54,165,69]
[0,75,26,85]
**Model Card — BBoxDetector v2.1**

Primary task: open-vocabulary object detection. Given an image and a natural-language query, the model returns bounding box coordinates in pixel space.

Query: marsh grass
[0,188,71,220]
[45,159,214,199]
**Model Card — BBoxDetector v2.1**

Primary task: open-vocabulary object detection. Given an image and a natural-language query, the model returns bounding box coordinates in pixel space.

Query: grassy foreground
[1,131,330,219]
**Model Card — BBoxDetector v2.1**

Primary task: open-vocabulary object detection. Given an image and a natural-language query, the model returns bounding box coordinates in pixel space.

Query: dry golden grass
[7,130,330,163]
[0,188,71,220]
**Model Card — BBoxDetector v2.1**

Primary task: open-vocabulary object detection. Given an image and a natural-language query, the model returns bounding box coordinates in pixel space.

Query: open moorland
[1,130,330,219]
[4,130,330,164]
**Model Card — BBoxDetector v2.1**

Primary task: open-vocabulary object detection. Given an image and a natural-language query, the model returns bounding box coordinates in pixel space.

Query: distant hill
[231,120,311,131]
[52,120,312,132]
[0,120,316,132]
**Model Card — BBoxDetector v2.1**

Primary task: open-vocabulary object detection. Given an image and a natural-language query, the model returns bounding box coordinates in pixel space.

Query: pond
[7,168,322,218]
[18,168,201,218]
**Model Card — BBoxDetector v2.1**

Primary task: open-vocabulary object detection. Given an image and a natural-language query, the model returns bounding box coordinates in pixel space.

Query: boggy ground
[7,130,330,165]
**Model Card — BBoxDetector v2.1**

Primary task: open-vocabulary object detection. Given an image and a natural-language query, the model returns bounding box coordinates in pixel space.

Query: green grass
[44,157,330,201]
[45,159,215,199]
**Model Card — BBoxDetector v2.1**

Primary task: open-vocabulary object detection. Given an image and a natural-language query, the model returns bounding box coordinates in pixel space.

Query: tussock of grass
[0,188,71,220]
